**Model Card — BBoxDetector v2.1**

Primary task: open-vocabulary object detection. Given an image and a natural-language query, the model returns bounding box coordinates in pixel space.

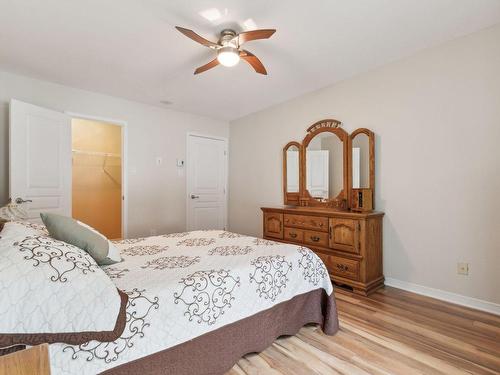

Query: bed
[1,223,338,375]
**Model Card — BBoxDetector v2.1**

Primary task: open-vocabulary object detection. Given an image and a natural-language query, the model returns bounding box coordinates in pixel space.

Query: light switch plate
[457,262,469,275]
[155,157,163,166]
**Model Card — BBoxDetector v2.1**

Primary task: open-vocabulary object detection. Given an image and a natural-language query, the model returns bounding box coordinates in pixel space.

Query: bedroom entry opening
[71,118,123,239]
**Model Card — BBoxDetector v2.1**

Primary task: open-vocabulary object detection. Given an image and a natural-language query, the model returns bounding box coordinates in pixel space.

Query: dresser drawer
[303,230,329,247]
[284,214,328,232]
[317,253,360,281]
[284,227,304,242]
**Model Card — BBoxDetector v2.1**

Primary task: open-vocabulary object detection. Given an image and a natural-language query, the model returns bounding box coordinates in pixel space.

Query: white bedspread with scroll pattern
[49,230,333,375]
[0,222,122,343]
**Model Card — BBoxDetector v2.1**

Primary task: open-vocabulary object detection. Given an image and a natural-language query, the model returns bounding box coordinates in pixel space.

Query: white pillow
[77,221,122,264]
[0,220,48,238]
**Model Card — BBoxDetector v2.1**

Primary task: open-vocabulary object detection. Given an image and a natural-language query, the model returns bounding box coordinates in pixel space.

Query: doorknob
[190,194,200,199]
[15,198,33,204]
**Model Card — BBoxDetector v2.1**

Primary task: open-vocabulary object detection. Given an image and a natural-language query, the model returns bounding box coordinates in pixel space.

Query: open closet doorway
[71,118,124,239]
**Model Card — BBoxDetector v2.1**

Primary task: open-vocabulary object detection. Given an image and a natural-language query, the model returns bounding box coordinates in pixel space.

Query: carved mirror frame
[283,141,302,205]
[300,119,349,209]
[282,119,375,211]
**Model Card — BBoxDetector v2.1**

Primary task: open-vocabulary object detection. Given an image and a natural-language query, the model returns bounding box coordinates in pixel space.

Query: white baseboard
[384,277,500,316]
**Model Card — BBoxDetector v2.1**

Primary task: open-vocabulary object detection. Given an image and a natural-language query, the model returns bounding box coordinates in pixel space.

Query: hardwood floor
[227,287,500,375]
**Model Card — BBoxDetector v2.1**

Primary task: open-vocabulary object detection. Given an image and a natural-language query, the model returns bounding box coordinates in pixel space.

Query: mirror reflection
[306,132,343,200]
[352,133,370,188]
[286,145,300,193]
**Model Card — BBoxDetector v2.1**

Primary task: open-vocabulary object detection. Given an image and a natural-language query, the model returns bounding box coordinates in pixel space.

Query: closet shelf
[72,149,121,158]
[72,149,122,185]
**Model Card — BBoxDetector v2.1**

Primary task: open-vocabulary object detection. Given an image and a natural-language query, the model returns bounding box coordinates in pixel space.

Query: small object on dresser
[351,188,373,212]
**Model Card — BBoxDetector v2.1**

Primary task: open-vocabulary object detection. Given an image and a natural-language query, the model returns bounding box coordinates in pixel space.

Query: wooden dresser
[262,206,384,295]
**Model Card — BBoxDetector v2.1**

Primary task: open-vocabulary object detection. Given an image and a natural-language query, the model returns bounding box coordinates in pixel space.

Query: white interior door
[186,134,227,231]
[306,150,329,199]
[9,100,72,222]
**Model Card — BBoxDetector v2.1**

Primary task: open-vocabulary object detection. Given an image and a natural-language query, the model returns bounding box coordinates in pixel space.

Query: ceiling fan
[175,26,276,75]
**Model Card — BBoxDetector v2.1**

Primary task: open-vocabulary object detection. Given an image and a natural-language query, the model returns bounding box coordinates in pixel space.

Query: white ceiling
[1,0,500,121]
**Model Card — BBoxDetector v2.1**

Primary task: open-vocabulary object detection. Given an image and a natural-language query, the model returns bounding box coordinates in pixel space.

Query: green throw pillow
[40,212,121,265]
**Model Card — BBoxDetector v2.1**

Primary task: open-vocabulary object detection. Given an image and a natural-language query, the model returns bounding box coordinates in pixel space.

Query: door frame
[186,132,228,231]
[66,112,129,238]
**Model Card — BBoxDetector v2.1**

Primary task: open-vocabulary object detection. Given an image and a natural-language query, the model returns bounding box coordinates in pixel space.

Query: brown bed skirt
[103,288,339,375]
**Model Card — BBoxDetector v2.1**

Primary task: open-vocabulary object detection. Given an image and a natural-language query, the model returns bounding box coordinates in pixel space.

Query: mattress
[47,230,339,374]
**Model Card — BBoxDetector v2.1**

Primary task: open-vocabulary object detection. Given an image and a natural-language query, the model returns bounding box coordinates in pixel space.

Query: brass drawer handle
[336,264,349,272]
[289,233,297,238]
[310,236,320,242]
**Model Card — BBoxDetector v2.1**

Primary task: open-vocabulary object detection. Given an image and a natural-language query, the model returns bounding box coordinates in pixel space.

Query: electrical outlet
[150,229,157,236]
[457,262,469,275]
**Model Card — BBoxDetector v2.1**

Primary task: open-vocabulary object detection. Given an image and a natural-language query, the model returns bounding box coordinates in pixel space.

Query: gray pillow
[40,213,121,265]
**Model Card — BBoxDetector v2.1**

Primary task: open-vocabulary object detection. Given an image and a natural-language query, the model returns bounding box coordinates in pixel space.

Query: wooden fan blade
[238,29,276,45]
[175,26,219,48]
[194,58,219,75]
[240,50,267,75]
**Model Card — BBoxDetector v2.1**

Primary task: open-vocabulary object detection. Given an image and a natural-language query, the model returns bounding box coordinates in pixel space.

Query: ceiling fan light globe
[217,47,240,67]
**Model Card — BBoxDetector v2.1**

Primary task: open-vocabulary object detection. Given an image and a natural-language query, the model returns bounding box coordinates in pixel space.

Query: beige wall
[229,24,500,304]
[0,71,229,237]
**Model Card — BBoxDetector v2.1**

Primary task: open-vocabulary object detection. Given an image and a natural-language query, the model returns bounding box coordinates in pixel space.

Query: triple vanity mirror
[283,119,375,211]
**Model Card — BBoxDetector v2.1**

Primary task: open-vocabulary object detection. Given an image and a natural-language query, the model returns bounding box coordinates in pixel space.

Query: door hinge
[224,150,227,156]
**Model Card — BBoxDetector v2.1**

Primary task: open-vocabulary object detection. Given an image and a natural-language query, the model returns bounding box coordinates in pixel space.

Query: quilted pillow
[0,222,127,348]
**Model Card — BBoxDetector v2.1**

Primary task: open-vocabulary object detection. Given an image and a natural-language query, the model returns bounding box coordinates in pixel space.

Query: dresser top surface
[261,205,384,218]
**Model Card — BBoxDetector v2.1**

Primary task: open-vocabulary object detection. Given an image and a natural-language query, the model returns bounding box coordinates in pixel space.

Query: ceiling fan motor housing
[219,29,238,48]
